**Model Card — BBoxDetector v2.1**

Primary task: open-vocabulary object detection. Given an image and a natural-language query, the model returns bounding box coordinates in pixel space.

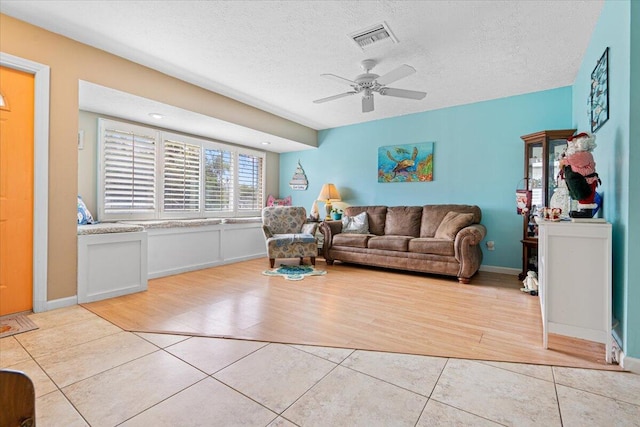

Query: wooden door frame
[1,52,50,313]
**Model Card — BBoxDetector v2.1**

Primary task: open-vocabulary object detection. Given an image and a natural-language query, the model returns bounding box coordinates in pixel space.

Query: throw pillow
[434,211,474,240]
[341,212,369,234]
[77,196,94,225]
[301,222,318,235]
[266,194,292,207]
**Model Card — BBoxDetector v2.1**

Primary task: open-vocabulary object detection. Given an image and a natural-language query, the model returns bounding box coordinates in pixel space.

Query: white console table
[537,220,612,362]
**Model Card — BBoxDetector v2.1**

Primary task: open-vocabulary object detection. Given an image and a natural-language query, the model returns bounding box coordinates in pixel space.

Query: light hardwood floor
[83,258,620,370]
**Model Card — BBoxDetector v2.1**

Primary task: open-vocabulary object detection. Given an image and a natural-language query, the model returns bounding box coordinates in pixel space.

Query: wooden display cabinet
[518,129,576,280]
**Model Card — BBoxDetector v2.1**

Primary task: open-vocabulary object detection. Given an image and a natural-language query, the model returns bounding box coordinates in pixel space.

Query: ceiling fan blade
[313,91,357,104]
[362,95,374,113]
[375,64,416,86]
[379,87,426,100]
[321,73,357,86]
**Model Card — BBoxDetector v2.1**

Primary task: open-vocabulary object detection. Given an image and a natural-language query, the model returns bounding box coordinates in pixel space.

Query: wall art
[378,142,434,183]
[590,47,609,133]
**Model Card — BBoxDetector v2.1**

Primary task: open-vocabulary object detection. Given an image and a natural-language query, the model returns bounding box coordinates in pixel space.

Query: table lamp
[317,183,341,220]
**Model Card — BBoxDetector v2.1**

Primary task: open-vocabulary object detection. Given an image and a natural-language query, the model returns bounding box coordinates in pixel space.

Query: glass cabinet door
[527,143,543,214]
[547,139,567,205]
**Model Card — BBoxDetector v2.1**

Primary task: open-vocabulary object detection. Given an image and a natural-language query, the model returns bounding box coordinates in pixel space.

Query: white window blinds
[163,138,201,212]
[237,153,263,211]
[204,147,234,212]
[100,121,157,215]
[98,118,266,220]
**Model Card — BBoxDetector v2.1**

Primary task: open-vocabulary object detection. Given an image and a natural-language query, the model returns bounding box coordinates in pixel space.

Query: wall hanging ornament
[289,160,308,190]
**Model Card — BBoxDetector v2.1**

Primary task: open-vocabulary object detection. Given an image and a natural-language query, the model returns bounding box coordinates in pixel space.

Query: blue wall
[280,87,572,269]
[571,0,638,359]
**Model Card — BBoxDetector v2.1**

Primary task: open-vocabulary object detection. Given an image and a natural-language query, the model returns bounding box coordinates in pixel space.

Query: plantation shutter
[237,153,263,211]
[163,139,201,212]
[204,147,234,212]
[102,123,156,213]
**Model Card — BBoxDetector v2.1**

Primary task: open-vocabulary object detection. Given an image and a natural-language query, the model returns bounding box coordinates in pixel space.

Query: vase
[331,212,342,220]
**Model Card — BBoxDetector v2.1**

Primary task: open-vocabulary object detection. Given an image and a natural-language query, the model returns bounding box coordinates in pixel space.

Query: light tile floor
[1,305,639,426]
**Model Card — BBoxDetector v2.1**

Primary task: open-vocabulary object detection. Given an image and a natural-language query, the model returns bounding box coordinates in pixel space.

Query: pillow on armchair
[434,211,474,240]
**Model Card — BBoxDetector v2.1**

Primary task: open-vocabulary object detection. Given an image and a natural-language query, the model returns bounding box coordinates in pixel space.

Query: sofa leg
[326,259,334,265]
[458,277,471,284]
[310,257,316,266]
[299,257,304,265]
[269,258,275,268]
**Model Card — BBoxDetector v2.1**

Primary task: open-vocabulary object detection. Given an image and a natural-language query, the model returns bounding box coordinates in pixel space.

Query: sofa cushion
[341,212,369,234]
[385,206,422,237]
[344,206,387,235]
[408,238,455,256]
[434,211,475,240]
[333,233,371,248]
[368,235,413,252]
[420,205,481,237]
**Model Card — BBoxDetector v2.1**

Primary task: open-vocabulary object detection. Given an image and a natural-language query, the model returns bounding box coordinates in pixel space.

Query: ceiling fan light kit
[313,59,426,113]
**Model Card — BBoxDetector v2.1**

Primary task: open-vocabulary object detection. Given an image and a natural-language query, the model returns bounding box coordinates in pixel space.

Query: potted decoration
[330,208,343,220]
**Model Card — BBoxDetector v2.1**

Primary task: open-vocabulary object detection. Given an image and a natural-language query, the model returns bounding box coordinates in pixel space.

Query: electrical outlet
[486,241,495,251]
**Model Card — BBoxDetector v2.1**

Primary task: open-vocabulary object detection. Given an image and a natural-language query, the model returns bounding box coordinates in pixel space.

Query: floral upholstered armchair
[261,206,318,268]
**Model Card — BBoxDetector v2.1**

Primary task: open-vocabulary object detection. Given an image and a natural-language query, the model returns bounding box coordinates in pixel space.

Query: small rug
[0,314,38,338]
[262,264,327,281]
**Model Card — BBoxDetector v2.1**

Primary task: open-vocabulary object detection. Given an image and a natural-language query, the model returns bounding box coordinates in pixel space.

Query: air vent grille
[349,22,398,50]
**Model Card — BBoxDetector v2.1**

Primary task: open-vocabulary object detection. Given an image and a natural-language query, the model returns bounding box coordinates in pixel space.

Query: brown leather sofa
[320,204,486,283]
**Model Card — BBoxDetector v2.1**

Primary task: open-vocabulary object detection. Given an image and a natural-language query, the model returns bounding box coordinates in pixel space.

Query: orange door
[0,66,35,315]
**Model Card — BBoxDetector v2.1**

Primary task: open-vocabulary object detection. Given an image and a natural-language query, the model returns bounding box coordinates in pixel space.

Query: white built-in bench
[120,217,265,278]
[77,223,148,303]
[77,218,266,303]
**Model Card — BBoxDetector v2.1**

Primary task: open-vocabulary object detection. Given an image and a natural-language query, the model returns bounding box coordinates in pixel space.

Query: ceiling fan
[313,59,426,113]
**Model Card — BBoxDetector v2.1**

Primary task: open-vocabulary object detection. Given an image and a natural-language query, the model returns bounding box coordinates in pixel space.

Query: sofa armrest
[454,224,487,282]
[319,220,343,259]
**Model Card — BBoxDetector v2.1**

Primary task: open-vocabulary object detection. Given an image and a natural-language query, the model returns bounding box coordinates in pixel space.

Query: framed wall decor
[377,142,434,183]
[590,47,609,133]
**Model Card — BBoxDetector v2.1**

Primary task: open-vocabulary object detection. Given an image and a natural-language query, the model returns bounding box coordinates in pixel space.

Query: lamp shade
[317,183,341,201]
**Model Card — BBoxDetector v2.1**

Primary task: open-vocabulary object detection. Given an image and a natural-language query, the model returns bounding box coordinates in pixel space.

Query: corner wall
[571,0,638,359]
[1,14,315,301]
[280,87,573,269]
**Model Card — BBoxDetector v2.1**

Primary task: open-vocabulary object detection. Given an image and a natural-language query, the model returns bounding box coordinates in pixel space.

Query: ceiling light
[149,113,164,119]
[261,141,271,145]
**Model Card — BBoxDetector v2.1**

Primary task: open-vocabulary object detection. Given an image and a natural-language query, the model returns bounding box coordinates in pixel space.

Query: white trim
[44,296,78,312]
[479,265,520,275]
[0,53,50,313]
[621,354,640,373]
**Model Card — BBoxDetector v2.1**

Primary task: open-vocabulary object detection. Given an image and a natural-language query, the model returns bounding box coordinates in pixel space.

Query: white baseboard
[620,352,640,373]
[479,265,520,275]
[44,296,78,311]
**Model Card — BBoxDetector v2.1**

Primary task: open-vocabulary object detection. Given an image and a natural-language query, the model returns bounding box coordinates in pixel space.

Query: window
[98,118,265,221]
[162,136,201,213]
[238,153,264,211]
[98,121,157,220]
[204,147,234,213]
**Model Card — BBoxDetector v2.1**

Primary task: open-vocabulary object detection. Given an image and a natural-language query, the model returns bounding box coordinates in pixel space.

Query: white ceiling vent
[349,22,398,50]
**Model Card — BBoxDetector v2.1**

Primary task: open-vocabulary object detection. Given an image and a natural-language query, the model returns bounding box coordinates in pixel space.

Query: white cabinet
[537,221,612,362]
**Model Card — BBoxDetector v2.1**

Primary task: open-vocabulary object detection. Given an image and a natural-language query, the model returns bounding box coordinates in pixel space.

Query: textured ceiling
[2,0,603,135]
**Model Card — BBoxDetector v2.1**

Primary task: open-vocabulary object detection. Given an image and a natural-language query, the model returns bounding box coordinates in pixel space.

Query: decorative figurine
[559,132,601,218]
[521,270,539,296]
